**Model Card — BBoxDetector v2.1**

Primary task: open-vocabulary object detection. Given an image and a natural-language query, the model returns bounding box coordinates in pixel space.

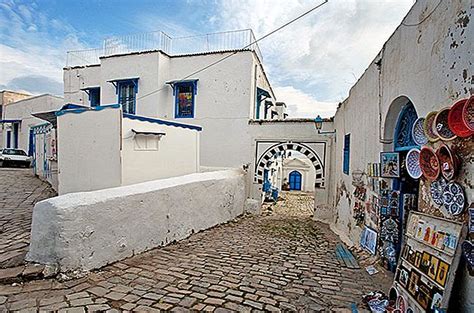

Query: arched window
[394,102,418,151]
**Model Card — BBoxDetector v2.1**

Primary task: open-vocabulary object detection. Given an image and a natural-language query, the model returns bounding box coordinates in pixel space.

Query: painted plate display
[420,147,440,181]
[463,95,474,132]
[448,98,473,137]
[406,148,422,179]
[424,111,439,142]
[434,108,457,141]
[436,144,458,181]
[396,295,406,312]
[412,117,428,145]
[430,178,447,206]
[443,182,465,216]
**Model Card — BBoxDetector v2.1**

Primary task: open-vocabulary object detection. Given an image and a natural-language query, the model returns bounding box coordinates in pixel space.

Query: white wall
[2,94,63,152]
[121,116,200,185]
[283,157,316,192]
[27,169,246,272]
[57,107,122,195]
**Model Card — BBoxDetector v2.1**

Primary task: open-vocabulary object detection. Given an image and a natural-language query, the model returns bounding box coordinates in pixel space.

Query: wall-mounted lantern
[314,115,336,135]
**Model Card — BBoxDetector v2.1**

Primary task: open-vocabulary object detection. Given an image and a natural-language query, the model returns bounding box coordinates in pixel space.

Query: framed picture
[402,244,410,259]
[414,251,422,268]
[428,255,440,280]
[420,251,431,274]
[408,248,416,264]
[436,261,450,287]
[360,226,378,255]
[398,266,410,288]
[469,207,474,234]
[380,152,400,178]
[417,282,431,310]
[407,270,420,296]
[431,288,443,311]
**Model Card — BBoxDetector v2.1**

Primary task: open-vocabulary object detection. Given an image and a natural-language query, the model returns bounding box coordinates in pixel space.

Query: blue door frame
[6,130,11,148]
[289,171,302,191]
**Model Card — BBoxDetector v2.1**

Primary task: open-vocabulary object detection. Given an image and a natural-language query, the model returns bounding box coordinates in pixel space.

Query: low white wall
[57,108,122,195]
[27,169,246,272]
[121,117,200,186]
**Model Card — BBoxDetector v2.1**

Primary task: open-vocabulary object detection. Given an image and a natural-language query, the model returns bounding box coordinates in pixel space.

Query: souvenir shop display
[430,178,447,207]
[448,98,474,137]
[361,226,378,255]
[442,182,466,216]
[406,148,422,179]
[380,152,400,178]
[392,212,465,312]
[433,108,457,141]
[462,94,474,131]
[436,144,459,181]
[412,117,428,146]
[424,111,440,142]
[419,147,440,181]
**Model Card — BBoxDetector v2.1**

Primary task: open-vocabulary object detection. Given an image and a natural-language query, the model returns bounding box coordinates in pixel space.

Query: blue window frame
[108,78,139,114]
[174,81,197,118]
[88,88,100,107]
[343,133,350,175]
[256,88,270,120]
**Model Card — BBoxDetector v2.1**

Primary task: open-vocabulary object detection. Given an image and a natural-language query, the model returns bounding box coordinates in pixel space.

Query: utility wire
[401,0,442,27]
[136,0,329,101]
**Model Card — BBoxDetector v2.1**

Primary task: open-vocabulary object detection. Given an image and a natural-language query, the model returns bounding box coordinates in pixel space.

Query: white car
[0,148,32,168]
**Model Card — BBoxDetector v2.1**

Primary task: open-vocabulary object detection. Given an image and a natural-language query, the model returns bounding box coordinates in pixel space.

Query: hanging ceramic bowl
[436,144,459,181]
[434,108,457,141]
[424,111,439,142]
[420,146,440,181]
[412,117,428,145]
[442,181,465,216]
[430,178,447,206]
[406,148,422,179]
[463,95,474,132]
[448,98,473,137]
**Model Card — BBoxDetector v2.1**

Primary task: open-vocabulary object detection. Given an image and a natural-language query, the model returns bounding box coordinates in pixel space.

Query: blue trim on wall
[0,119,22,123]
[343,133,350,175]
[55,104,121,117]
[123,113,202,131]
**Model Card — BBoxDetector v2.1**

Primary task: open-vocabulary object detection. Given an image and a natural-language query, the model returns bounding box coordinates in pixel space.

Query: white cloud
[212,0,414,115]
[274,86,337,118]
[0,1,89,95]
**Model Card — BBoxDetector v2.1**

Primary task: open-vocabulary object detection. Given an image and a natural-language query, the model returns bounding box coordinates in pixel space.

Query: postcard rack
[393,211,465,312]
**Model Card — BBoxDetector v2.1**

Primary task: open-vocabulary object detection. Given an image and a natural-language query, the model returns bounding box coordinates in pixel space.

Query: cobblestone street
[0,184,392,312]
[0,169,56,269]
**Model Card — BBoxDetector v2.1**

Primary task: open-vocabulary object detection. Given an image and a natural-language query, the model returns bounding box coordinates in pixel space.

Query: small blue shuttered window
[343,133,350,175]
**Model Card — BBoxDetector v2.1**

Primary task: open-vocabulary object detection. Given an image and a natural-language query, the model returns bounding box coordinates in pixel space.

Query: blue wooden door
[289,171,302,190]
[6,130,11,148]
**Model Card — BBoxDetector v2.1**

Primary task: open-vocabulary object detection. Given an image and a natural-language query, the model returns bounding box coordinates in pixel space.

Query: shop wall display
[393,212,465,312]
[381,152,400,178]
[360,226,378,255]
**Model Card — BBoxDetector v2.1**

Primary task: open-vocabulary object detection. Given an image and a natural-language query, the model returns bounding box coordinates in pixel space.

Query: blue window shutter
[343,134,350,175]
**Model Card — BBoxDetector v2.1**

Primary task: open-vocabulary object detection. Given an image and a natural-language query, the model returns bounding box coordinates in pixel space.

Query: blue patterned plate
[443,182,465,216]
[430,178,447,206]
[412,117,428,146]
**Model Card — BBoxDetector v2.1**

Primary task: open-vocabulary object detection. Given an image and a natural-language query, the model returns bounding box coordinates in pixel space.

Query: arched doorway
[255,142,324,188]
[381,97,420,271]
[289,171,302,190]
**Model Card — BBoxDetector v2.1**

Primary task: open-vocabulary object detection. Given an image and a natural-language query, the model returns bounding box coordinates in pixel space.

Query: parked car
[0,148,32,168]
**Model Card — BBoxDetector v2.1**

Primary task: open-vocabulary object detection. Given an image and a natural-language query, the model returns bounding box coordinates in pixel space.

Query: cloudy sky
[0,0,414,117]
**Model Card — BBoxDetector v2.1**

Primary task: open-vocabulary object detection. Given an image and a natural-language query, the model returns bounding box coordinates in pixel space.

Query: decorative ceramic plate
[434,108,457,141]
[442,182,465,216]
[424,111,439,142]
[448,98,473,137]
[420,147,440,181]
[430,178,447,206]
[406,148,422,179]
[463,95,474,131]
[412,117,428,146]
[396,295,406,312]
[436,144,458,181]
[462,241,474,268]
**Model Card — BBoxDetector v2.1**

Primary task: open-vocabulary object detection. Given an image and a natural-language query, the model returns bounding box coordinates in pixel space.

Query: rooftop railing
[66,29,262,67]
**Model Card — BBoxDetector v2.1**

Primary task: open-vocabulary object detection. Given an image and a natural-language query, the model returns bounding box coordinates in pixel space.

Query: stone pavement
[0,169,56,269]
[0,190,392,312]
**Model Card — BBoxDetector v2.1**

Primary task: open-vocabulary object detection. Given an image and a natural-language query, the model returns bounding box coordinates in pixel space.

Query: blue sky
[0,0,414,117]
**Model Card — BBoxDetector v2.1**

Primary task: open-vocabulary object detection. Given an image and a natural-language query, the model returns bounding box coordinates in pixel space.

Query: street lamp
[314,115,336,134]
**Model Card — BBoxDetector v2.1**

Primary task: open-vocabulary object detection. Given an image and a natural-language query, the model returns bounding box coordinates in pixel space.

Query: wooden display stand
[393,211,466,312]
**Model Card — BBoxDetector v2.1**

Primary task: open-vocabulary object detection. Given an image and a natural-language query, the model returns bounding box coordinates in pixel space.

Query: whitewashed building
[64,30,284,171]
[282,157,316,192]
[0,90,32,149]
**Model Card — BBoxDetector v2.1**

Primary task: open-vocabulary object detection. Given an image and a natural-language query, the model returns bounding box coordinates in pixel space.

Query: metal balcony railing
[66,29,262,67]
